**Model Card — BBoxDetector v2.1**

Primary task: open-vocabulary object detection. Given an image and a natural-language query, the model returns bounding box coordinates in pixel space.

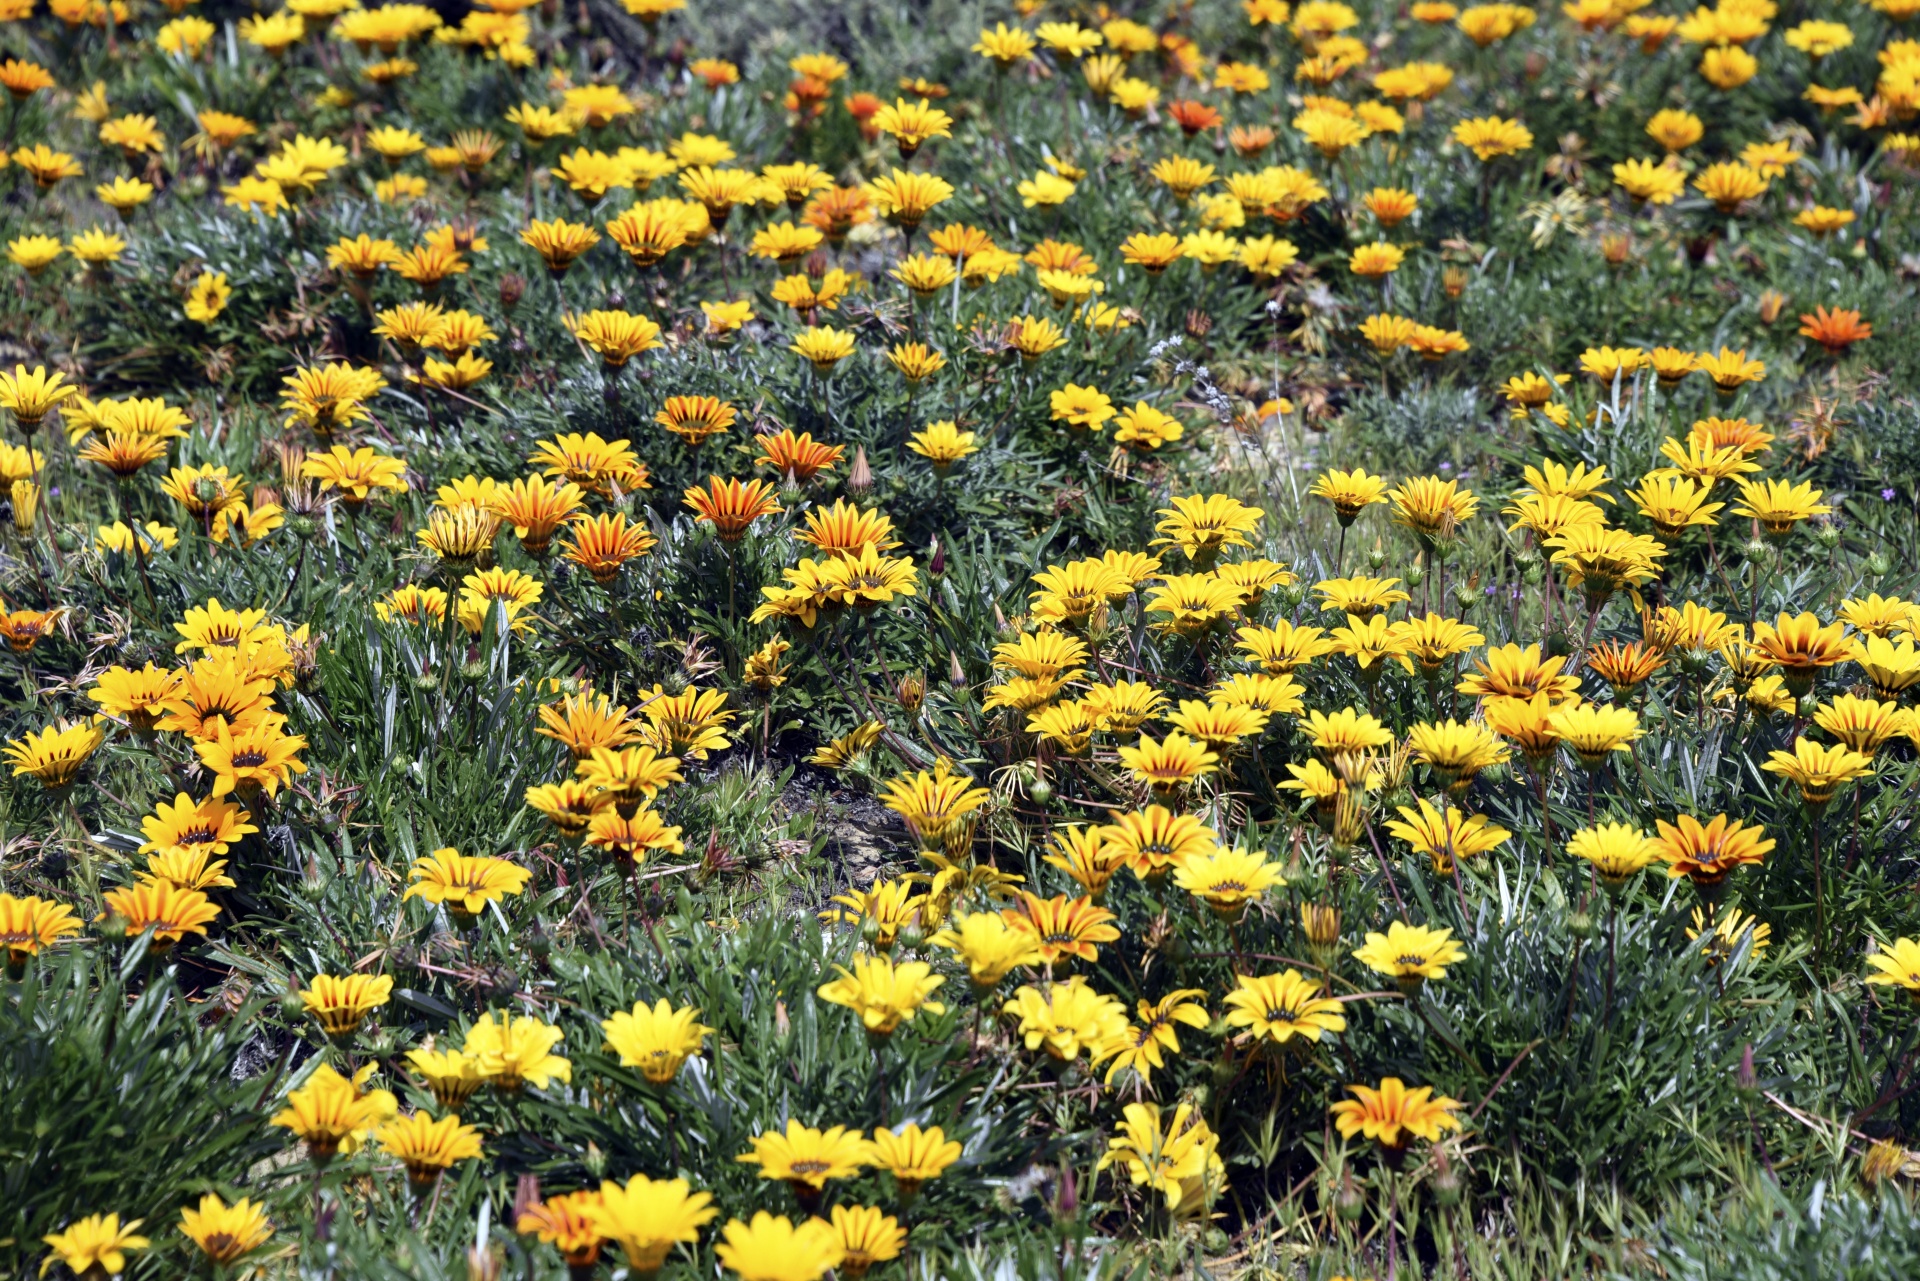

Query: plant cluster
[3,0,1920,1278]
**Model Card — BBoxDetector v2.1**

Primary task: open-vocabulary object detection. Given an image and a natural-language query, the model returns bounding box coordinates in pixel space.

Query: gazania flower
[568,310,662,367]
[1864,938,1920,1006]
[1452,115,1532,159]
[1005,976,1130,1062]
[605,201,691,267]
[1568,822,1663,889]
[907,420,977,472]
[1549,702,1642,769]
[591,1175,716,1275]
[1687,905,1771,966]
[1544,525,1667,608]
[867,1123,961,1202]
[1731,478,1831,540]
[1172,847,1285,918]
[1587,640,1665,696]
[1309,468,1390,525]
[755,430,844,482]
[1762,737,1873,807]
[817,953,946,1034]
[1349,241,1405,277]
[379,1112,484,1187]
[1654,813,1775,893]
[1152,493,1263,565]
[1386,798,1510,873]
[1118,730,1219,793]
[0,603,64,653]
[461,1010,570,1091]
[1223,970,1346,1045]
[1330,1078,1462,1159]
[520,218,600,276]
[406,1046,486,1112]
[930,911,1042,988]
[1048,383,1116,432]
[866,168,954,228]
[6,719,106,792]
[300,973,395,1038]
[0,365,78,431]
[1002,892,1120,964]
[1097,1102,1223,1216]
[1236,620,1337,675]
[1406,719,1508,787]
[1850,636,1920,703]
[1694,161,1769,212]
[530,431,646,494]
[559,513,656,583]
[524,780,608,839]
[178,1193,272,1264]
[1096,806,1218,880]
[489,476,584,556]
[39,1214,150,1281]
[270,1063,396,1163]
[601,999,711,1084]
[402,847,531,923]
[1388,475,1478,546]
[1749,611,1849,695]
[1798,305,1871,355]
[195,721,308,799]
[515,1190,603,1271]
[654,395,737,447]
[101,882,220,951]
[791,327,858,371]
[1351,921,1466,990]
[138,791,256,863]
[737,1119,871,1202]
[683,476,781,542]
[1315,575,1410,620]
[0,892,82,968]
[713,1212,842,1281]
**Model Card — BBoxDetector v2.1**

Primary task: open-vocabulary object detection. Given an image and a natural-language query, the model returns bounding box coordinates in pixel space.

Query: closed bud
[846,446,873,497]
[278,987,308,1019]
[1796,693,1820,719]
[497,273,526,313]
[1451,581,1477,613]
[1403,561,1424,587]
[928,536,945,577]
[1028,776,1053,804]
[1568,909,1596,940]
[1742,537,1771,561]
[1736,1042,1757,1093]
[1811,522,1841,551]
[1521,562,1545,586]
[1054,1162,1078,1221]
[461,659,487,683]
[897,921,926,952]
[948,650,968,691]
[1366,542,1388,571]
[98,912,129,943]
[1301,901,1341,952]
[1335,1168,1366,1221]
[896,672,925,713]
[859,914,884,947]
[1865,549,1892,576]
[1429,1151,1465,1207]
[1477,761,1508,786]
[1277,581,1308,610]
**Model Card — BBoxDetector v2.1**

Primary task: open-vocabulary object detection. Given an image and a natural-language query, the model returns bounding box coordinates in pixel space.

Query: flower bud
[1403,561,1424,587]
[1335,1168,1366,1221]
[846,446,873,497]
[1429,1150,1465,1207]
[1567,909,1596,940]
[1811,522,1841,551]
[1865,550,1892,576]
[1735,1042,1757,1094]
[1366,543,1387,571]
[1742,537,1771,561]
[1028,776,1053,804]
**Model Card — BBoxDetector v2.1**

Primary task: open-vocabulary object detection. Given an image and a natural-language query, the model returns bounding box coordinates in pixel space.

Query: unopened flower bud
[1335,1168,1366,1221]
[846,446,873,497]
[1735,1042,1757,1094]
[1403,561,1424,587]
[1429,1150,1465,1207]
[1366,543,1388,571]
[1865,550,1892,576]
[1567,909,1596,940]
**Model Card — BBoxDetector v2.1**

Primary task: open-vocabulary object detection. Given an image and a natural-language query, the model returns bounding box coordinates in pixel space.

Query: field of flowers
[4,0,1920,1276]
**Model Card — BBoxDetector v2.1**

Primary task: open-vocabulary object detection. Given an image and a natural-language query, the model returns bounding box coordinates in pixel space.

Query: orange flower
[1797,305,1871,355]
[1166,100,1222,135]
[683,476,782,541]
[753,429,844,482]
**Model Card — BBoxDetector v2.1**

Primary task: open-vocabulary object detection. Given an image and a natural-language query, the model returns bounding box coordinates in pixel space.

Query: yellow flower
[0,892,82,968]
[378,1111,484,1186]
[463,1009,571,1090]
[601,998,712,1084]
[713,1212,842,1281]
[591,1174,717,1274]
[1330,1077,1462,1152]
[40,1214,150,1279]
[6,718,105,791]
[1223,969,1347,1045]
[1097,1102,1224,1215]
[737,1120,871,1194]
[178,1194,273,1263]
[300,973,394,1038]
[868,1122,961,1198]
[1761,736,1873,807]
[1452,115,1533,159]
[817,953,946,1034]
[1569,822,1663,888]
[401,847,532,922]
[1004,976,1129,1061]
[1864,937,1920,1005]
